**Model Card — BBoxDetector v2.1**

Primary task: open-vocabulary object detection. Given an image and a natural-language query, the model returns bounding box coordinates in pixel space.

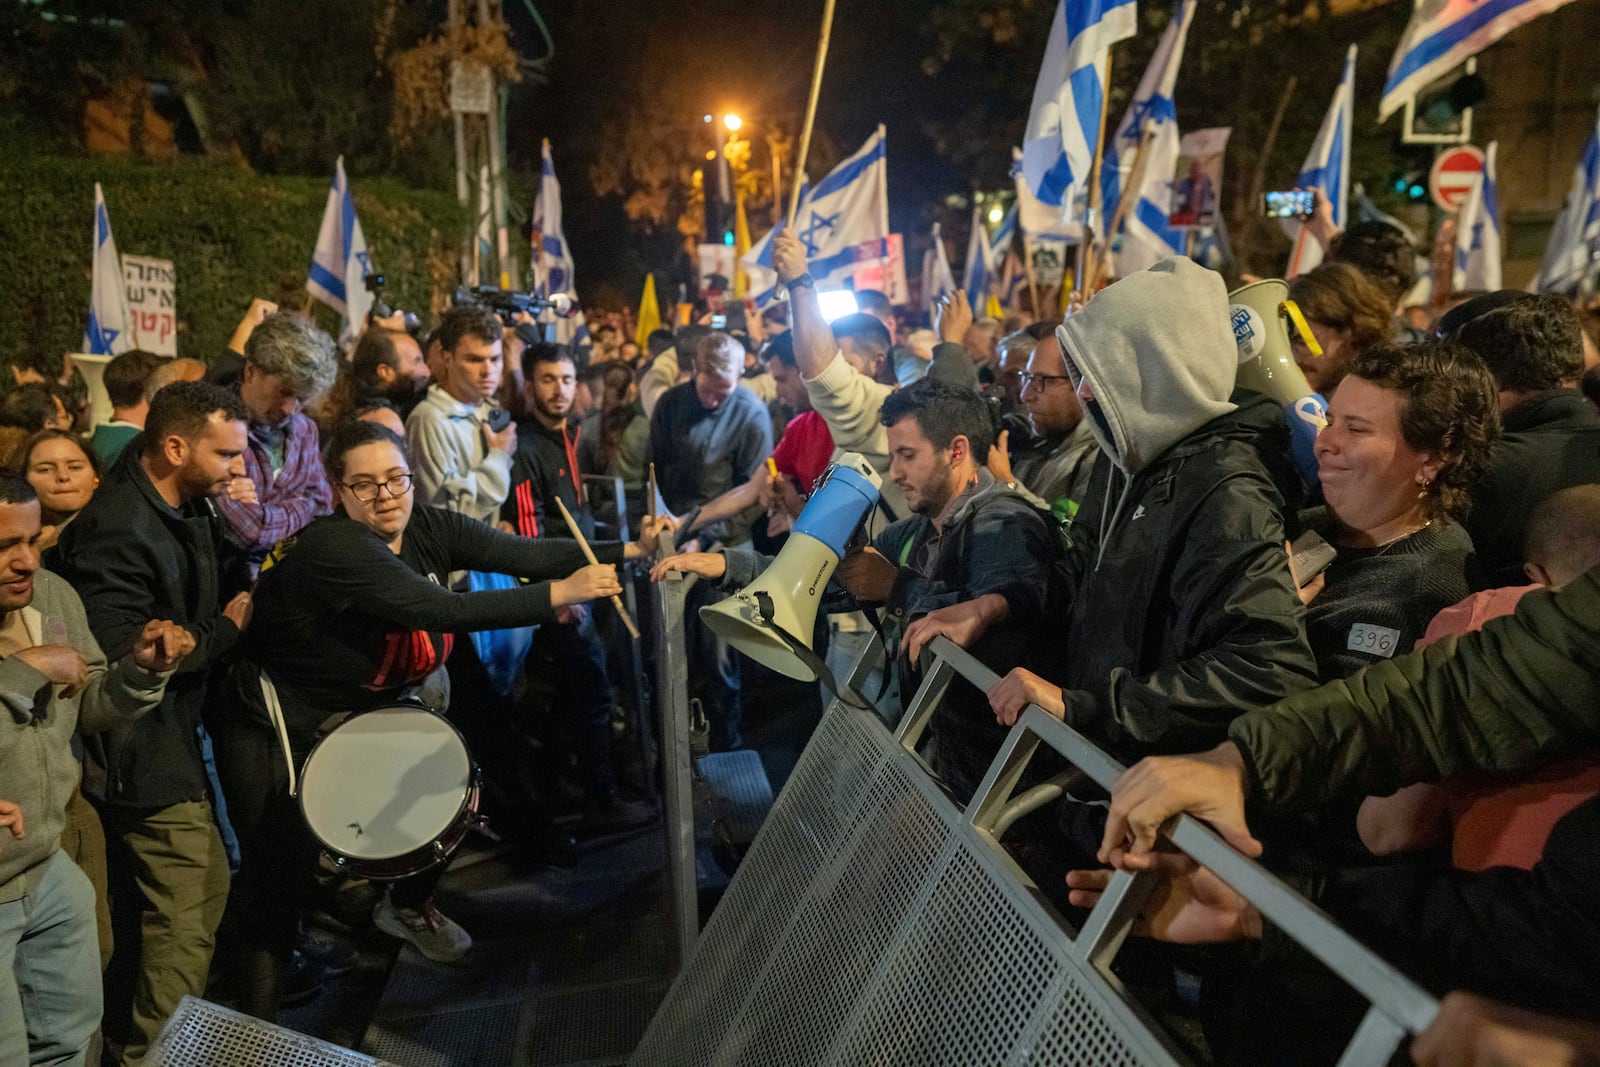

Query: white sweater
[405,384,512,524]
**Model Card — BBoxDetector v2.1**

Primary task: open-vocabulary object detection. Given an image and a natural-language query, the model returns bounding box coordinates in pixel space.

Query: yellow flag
[985,293,1003,320]
[635,274,661,348]
[734,192,752,299]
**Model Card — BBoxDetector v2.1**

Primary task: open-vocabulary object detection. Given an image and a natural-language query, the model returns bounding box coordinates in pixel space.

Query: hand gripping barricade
[633,636,1439,1066]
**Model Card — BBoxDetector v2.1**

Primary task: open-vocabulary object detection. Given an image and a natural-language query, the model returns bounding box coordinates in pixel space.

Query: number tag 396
[1347,622,1401,658]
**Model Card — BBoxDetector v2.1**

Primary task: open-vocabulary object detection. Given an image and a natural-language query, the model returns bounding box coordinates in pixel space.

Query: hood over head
[1056,256,1237,475]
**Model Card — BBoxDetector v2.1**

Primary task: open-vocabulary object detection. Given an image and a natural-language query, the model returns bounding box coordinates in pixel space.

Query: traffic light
[1402,59,1484,145]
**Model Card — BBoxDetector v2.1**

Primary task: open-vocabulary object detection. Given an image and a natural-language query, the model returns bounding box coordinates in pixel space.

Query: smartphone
[486,407,512,433]
[1289,529,1337,587]
[1264,190,1316,219]
[710,314,728,329]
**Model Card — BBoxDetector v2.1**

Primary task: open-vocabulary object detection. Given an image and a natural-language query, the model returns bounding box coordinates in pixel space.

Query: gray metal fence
[634,635,1438,1066]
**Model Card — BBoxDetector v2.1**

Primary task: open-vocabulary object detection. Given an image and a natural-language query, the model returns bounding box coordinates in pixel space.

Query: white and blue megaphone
[699,452,882,682]
[1229,279,1327,488]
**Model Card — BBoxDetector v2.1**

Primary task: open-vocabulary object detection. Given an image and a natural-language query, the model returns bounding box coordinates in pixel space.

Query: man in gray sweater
[0,476,192,1067]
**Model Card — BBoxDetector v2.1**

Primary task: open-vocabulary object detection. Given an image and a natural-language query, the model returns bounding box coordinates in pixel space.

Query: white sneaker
[373,892,473,963]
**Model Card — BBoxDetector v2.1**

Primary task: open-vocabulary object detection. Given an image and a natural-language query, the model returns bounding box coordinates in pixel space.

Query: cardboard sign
[121,254,177,355]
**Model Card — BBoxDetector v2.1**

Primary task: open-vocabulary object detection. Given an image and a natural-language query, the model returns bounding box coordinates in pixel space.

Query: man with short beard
[502,344,654,836]
[55,381,253,1065]
[347,327,432,420]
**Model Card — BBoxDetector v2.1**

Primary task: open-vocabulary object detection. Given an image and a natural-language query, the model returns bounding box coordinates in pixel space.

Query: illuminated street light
[988,205,1004,224]
[723,113,743,132]
[703,114,713,124]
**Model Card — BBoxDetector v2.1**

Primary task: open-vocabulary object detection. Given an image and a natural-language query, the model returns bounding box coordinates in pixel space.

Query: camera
[454,286,577,327]
[364,274,421,335]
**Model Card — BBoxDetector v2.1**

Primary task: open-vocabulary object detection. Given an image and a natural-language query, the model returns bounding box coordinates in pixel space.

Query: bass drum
[298,706,480,881]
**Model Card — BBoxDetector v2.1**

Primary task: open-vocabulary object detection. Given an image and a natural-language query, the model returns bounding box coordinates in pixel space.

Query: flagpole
[1077,50,1115,301]
[1093,119,1158,290]
[788,0,839,228]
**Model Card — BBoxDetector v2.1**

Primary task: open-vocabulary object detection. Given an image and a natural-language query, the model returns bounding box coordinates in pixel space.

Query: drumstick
[554,495,640,640]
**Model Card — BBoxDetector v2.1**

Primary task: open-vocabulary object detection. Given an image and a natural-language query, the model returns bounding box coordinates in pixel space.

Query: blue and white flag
[742,126,890,306]
[532,140,583,345]
[1101,0,1195,277]
[963,205,992,300]
[306,156,373,349]
[1533,106,1600,295]
[532,140,575,299]
[923,222,957,313]
[84,182,132,356]
[1019,0,1139,208]
[1380,0,1577,123]
[1285,45,1356,277]
[1454,140,1503,292]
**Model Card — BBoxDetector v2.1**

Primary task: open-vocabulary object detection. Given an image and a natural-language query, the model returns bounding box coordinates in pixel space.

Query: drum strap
[258,671,300,798]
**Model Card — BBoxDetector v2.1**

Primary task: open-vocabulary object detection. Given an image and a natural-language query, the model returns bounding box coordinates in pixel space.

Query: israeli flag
[1285,45,1356,277]
[923,222,957,313]
[963,205,992,300]
[1101,0,1195,277]
[1013,145,1079,243]
[1019,0,1139,208]
[532,140,575,299]
[1380,0,1577,123]
[742,126,890,306]
[1454,140,1503,292]
[1533,106,1600,295]
[84,183,132,356]
[306,156,373,348]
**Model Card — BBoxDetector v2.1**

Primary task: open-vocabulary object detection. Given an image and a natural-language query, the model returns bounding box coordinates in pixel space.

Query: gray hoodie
[1057,256,1238,564]
[1057,256,1237,477]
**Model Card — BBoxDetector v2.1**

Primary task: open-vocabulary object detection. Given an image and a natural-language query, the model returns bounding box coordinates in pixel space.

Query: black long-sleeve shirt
[236,505,623,735]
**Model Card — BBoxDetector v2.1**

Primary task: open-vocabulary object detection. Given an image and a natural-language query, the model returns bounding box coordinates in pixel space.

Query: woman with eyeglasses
[212,419,665,1021]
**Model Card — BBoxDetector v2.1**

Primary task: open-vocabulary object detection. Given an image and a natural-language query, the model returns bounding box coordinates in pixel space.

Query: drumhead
[300,707,473,861]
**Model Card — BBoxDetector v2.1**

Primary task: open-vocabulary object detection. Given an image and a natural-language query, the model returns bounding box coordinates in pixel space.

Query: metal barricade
[652,536,703,965]
[632,636,1438,1066]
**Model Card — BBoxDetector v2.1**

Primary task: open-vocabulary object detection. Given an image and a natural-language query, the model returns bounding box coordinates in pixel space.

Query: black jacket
[55,462,243,807]
[874,471,1061,791]
[501,417,594,542]
[1050,395,1321,758]
[1464,390,1600,588]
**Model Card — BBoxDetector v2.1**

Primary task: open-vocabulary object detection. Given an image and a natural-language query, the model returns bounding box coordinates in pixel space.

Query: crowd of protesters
[3,202,1600,1066]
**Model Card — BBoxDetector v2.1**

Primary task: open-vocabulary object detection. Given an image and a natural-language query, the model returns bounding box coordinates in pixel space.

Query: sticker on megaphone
[1229,304,1269,365]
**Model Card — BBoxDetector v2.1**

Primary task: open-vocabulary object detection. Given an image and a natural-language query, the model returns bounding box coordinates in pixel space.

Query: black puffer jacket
[1050,258,1320,759]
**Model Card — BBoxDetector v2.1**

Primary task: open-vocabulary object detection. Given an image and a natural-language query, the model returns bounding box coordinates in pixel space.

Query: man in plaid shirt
[214,311,339,576]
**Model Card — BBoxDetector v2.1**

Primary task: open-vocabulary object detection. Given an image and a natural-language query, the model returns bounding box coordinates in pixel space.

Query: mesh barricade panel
[632,706,1178,1066]
[633,706,888,1065]
[831,846,1061,1065]
[149,997,391,1066]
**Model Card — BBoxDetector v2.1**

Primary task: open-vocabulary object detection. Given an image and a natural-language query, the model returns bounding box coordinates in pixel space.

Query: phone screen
[1264,190,1315,218]
[710,314,728,329]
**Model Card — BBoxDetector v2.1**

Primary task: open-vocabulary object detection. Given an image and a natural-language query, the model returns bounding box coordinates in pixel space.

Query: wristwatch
[785,272,816,292]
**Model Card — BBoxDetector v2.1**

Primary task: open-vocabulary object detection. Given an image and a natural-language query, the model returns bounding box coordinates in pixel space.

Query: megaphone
[699,452,882,682]
[1228,279,1327,487]
[71,353,115,430]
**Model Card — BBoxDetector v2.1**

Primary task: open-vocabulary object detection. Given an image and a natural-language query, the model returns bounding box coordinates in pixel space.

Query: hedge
[0,155,468,367]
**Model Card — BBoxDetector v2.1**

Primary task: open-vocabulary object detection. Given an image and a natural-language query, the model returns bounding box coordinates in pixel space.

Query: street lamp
[988,205,1004,224]
[723,113,743,132]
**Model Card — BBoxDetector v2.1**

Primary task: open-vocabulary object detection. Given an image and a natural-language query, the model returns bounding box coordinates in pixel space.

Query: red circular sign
[1430,146,1486,213]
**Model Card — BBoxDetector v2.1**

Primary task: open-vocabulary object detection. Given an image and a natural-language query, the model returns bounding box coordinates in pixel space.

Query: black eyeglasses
[341,474,413,502]
[1017,371,1074,390]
